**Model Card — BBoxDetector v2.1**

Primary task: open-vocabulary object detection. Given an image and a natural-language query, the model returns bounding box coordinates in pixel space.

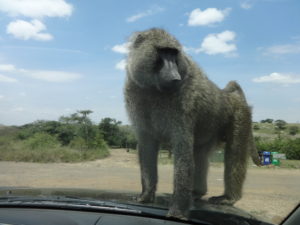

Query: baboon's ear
[133,33,145,48]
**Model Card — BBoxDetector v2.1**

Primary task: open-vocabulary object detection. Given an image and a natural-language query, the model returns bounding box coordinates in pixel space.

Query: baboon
[124,28,260,219]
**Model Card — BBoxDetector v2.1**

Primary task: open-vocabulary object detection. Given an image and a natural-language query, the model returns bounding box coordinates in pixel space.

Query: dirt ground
[0,149,299,224]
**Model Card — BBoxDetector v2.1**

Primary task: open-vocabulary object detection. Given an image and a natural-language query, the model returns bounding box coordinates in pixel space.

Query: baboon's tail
[224,81,261,166]
[249,132,261,166]
[223,81,246,101]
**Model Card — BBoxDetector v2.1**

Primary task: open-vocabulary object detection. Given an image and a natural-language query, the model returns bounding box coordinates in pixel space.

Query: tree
[59,110,107,150]
[260,118,273,123]
[99,118,122,147]
[119,125,137,149]
[253,123,260,130]
[289,126,299,136]
[275,119,287,130]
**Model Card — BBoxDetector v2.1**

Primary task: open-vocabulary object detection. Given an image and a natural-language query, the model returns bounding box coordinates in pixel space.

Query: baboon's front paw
[166,208,188,221]
[137,192,155,203]
[208,195,237,205]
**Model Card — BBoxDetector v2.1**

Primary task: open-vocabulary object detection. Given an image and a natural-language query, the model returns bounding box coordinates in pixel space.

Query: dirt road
[0,149,299,224]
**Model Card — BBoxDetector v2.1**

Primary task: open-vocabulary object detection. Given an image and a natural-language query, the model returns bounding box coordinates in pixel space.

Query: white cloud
[23,70,82,82]
[0,95,4,100]
[7,19,53,41]
[115,59,127,71]
[0,64,16,72]
[0,74,18,82]
[264,43,300,55]
[253,73,300,85]
[0,63,81,82]
[240,0,253,9]
[197,30,237,55]
[12,107,25,112]
[0,0,73,18]
[112,42,130,54]
[188,8,231,26]
[126,6,164,23]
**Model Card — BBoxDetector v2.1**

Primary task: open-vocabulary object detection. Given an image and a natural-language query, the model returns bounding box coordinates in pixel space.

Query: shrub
[24,132,60,150]
[255,138,300,160]
[289,126,299,136]
[282,138,300,160]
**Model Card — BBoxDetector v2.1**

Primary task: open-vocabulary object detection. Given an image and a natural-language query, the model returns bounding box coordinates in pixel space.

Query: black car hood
[0,187,272,225]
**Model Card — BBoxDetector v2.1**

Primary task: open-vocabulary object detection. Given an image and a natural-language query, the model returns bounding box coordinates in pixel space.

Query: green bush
[24,132,60,150]
[255,138,300,160]
[69,136,86,150]
[289,126,299,136]
[282,139,300,160]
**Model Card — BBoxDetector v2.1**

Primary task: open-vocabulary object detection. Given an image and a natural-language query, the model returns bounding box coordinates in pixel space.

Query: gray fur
[124,28,260,219]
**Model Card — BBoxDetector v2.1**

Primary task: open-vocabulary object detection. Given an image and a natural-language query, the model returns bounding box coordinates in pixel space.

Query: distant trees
[18,110,108,151]
[98,117,137,149]
[260,118,274,123]
[274,119,287,130]
[289,126,299,136]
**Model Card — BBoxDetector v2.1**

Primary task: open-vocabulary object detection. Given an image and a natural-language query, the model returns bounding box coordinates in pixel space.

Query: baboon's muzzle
[158,52,181,91]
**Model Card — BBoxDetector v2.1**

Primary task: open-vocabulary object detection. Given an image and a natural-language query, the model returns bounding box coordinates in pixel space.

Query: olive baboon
[124,28,260,219]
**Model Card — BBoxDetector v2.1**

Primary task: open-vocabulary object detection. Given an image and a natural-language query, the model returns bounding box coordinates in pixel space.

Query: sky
[0,0,300,126]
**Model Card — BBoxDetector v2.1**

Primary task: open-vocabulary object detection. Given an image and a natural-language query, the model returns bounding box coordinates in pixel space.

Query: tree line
[17,110,137,151]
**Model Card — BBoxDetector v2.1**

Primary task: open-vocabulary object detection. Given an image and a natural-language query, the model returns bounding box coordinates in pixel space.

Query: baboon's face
[127,29,187,92]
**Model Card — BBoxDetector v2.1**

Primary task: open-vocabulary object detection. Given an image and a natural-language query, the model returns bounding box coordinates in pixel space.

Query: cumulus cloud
[197,30,237,55]
[253,72,300,85]
[126,6,164,23]
[115,59,127,71]
[23,70,82,82]
[188,8,231,26]
[0,0,73,18]
[264,43,300,55]
[7,19,53,41]
[0,74,18,82]
[0,63,82,82]
[0,64,16,72]
[240,0,253,9]
[112,42,130,54]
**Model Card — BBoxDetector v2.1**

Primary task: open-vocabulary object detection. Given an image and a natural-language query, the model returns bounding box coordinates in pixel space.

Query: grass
[280,160,300,169]
[0,137,110,163]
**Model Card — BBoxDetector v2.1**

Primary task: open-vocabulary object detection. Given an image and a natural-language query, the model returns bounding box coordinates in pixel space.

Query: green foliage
[0,145,109,163]
[69,136,86,150]
[119,125,137,149]
[0,110,110,163]
[282,138,300,160]
[289,126,299,136]
[260,118,273,123]
[99,117,123,147]
[255,138,300,160]
[253,123,260,130]
[274,119,287,130]
[24,132,60,150]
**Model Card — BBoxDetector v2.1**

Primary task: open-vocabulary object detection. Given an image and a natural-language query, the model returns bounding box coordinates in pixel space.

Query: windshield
[0,1,299,224]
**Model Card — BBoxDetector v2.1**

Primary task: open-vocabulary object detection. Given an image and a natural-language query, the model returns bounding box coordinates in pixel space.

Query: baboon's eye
[153,56,164,72]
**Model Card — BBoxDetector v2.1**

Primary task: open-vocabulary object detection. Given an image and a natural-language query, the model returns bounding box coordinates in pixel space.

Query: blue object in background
[263,151,271,165]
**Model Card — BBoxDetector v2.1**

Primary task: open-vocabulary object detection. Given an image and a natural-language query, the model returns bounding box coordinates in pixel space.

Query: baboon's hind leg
[209,109,251,205]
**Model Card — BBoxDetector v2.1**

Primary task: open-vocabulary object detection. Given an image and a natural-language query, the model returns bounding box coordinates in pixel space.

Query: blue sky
[0,0,300,125]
